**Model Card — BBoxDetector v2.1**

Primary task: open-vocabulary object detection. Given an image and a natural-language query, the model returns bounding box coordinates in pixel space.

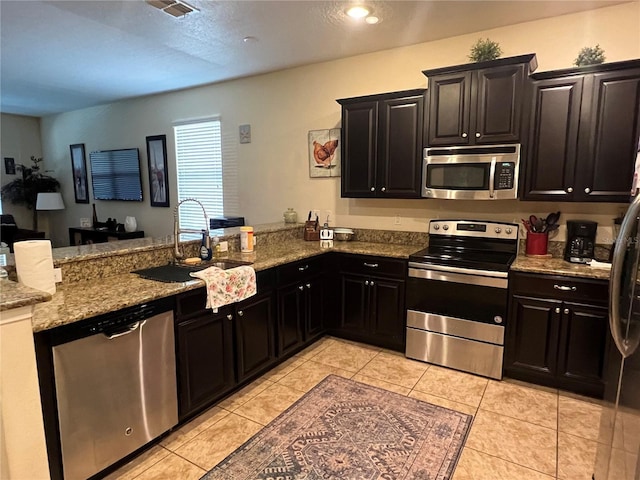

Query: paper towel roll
[14,240,56,294]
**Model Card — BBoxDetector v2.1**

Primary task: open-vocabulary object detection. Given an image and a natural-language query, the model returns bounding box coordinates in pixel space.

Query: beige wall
[39,2,640,247]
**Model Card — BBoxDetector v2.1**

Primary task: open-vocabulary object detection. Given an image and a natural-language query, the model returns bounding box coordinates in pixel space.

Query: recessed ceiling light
[346,5,371,19]
[365,16,379,24]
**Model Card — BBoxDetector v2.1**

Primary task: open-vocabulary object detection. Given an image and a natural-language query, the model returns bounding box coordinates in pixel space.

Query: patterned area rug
[201,375,471,480]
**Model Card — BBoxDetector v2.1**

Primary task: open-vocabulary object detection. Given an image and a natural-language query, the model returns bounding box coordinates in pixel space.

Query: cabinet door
[339,274,369,334]
[574,68,640,202]
[427,72,472,146]
[341,101,378,197]
[377,94,424,198]
[523,76,583,200]
[235,291,276,383]
[556,302,609,396]
[504,295,562,382]
[474,64,526,144]
[176,311,235,419]
[369,277,405,350]
[304,273,325,341]
[277,283,304,356]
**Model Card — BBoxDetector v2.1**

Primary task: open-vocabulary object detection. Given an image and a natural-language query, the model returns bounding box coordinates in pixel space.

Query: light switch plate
[53,268,62,283]
[239,124,251,144]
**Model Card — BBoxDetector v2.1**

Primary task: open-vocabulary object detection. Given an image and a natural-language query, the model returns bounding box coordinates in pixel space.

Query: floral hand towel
[190,265,257,312]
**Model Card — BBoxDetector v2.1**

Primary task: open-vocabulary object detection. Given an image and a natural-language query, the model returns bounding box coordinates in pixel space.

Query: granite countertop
[31,240,421,333]
[0,281,52,312]
[511,255,611,281]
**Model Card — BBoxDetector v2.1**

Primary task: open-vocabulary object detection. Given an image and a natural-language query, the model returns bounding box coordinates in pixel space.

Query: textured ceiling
[0,0,629,117]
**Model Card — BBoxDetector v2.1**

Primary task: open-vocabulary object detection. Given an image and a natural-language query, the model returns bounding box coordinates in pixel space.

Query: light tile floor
[106,336,620,480]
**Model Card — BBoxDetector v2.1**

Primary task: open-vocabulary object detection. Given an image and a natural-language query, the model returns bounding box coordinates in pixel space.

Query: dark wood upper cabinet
[423,54,536,147]
[523,60,640,202]
[338,89,425,198]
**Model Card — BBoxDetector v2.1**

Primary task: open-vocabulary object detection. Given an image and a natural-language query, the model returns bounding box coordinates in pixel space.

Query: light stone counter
[511,255,611,281]
[31,239,422,332]
[0,281,52,312]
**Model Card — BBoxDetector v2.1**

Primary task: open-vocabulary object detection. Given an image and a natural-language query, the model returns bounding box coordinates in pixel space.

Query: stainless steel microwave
[422,144,520,200]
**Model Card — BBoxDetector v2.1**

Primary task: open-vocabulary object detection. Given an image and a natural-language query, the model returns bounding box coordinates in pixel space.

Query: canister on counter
[240,226,254,252]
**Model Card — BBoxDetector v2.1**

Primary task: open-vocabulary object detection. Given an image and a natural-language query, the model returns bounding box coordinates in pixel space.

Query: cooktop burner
[410,219,519,272]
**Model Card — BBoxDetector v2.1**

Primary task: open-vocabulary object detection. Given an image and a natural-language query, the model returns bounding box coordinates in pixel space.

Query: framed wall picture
[70,144,89,203]
[308,129,340,178]
[146,134,169,207]
[4,157,16,175]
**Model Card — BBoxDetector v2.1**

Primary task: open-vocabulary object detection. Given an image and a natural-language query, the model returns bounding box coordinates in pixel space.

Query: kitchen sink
[133,259,252,283]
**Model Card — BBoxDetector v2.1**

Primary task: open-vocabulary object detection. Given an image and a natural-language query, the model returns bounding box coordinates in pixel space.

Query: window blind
[174,119,223,236]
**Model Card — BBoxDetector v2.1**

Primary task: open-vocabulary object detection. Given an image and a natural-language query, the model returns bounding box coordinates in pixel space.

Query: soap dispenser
[199,230,212,261]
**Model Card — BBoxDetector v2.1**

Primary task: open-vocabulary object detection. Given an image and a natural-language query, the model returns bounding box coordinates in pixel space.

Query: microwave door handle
[489,157,496,199]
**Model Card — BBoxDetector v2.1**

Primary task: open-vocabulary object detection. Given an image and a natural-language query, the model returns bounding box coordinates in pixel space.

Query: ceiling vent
[146,0,198,18]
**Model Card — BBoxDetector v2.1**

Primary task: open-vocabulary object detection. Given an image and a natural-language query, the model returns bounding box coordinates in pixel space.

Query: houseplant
[468,38,502,62]
[1,156,60,230]
[574,45,606,66]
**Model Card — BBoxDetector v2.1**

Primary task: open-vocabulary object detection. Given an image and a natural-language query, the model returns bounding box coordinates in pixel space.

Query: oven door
[405,263,508,379]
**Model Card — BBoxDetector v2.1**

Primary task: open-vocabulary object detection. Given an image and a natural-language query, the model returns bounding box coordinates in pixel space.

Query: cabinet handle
[555,308,561,314]
[475,132,480,138]
[298,265,309,272]
[306,283,311,289]
[370,281,375,286]
[564,308,570,314]
[566,187,573,193]
[462,132,468,138]
[238,310,244,317]
[370,187,375,192]
[554,284,576,291]
[363,263,379,268]
[365,280,370,286]
[227,314,233,321]
[585,187,591,194]
[381,187,386,192]
[298,285,304,291]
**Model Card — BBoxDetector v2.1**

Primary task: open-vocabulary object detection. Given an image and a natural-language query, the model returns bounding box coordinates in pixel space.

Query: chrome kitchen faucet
[173,198,209,260]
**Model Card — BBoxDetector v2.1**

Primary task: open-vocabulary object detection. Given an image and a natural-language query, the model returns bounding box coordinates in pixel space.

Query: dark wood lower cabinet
[505,272,610,398]
[176,308,235,419]
[336,254,406,351]
[234,291,277,383]
[277,282,305,356]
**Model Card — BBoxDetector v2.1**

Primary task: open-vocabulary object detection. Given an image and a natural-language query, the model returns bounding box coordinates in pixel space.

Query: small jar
[283,208,298,224]
[240,226,254,253]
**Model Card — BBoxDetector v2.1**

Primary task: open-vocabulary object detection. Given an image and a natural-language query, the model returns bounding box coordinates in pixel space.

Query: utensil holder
[304,221,320,241]
[526,232,549,256]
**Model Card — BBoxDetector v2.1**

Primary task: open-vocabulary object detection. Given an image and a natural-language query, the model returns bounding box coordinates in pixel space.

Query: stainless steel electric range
[405,219,519,379]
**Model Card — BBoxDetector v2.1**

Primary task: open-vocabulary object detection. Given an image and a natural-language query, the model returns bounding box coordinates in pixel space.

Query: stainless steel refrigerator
[595,194,640,479]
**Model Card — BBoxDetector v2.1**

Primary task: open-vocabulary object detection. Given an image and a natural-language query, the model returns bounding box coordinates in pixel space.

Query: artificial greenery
[1,156,60,230]
[574,45,606,66]
[468,38,502,62]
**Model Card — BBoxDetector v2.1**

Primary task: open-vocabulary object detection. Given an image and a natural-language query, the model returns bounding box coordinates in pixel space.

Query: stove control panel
[429,220,519,240]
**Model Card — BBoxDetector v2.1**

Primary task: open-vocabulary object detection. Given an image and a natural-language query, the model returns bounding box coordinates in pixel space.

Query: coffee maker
[564,220,597,263]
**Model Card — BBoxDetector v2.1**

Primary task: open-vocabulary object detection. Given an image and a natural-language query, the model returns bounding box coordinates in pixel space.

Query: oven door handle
[489,157,496,199]
[408,266,508,289]
[408,262,508,278]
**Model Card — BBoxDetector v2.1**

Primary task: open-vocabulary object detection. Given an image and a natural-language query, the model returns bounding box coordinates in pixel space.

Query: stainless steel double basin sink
[133,259,252,283]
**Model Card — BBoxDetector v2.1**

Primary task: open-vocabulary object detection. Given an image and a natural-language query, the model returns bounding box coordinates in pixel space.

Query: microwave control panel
[494,162,515,190]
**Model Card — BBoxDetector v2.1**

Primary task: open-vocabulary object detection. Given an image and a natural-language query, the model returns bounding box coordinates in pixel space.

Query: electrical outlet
[394,214,401,225]
[311,209,320,221]
[53,268,62,283]
[218,241,229,252]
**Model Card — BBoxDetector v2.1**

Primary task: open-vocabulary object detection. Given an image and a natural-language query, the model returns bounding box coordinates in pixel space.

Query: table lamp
[36,192,65,231]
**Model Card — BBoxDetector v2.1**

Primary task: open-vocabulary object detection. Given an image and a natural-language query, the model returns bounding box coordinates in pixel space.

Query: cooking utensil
[521,219,532,232]
[529,215,543,232]
[307,211,312,221]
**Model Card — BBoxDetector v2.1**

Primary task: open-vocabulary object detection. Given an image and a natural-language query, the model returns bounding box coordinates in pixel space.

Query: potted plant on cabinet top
[1,156,61,230]
[574,45,606,67]
[468,38,502,62]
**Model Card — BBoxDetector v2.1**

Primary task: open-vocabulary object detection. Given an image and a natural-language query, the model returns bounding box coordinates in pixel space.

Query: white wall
[39,3,640,246]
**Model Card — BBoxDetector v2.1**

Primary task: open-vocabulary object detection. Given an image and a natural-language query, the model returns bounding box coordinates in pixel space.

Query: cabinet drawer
[339,254,406,278]
[277,257,324,286]
[510,272,608,305]
[177,268,276,319]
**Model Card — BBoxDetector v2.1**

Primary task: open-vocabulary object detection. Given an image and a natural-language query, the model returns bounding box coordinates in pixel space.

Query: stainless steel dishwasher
[51,299,178,480]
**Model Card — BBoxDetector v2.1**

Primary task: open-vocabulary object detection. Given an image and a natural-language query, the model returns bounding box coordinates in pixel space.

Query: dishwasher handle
[103,320,146,339]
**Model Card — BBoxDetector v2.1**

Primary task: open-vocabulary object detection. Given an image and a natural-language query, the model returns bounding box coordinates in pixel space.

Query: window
[174,118,223,235]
